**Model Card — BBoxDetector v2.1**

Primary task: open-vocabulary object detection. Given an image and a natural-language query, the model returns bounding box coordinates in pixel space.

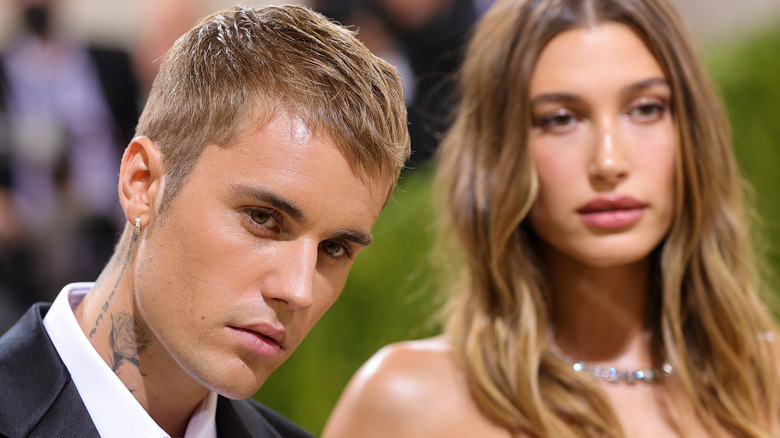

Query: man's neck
[72,232,209,437]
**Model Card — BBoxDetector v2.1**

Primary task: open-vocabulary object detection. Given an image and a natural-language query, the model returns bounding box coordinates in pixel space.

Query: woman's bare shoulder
[322,336,511,438]
[323,336,461,426]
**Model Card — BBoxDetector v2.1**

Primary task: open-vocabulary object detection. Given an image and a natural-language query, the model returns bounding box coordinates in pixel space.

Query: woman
[322,0,779,436]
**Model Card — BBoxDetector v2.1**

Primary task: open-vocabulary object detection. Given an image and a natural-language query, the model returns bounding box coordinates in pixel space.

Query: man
[0,5,410,437]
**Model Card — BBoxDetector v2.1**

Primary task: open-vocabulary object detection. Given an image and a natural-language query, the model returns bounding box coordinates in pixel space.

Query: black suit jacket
[0,304,315,438]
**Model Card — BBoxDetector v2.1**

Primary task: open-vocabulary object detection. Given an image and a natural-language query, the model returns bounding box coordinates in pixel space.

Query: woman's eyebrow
[621,77,670,96]
[530,77,669,106]
[530,93,581,106]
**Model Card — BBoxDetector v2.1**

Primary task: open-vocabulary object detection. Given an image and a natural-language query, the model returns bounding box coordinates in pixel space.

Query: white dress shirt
[42,283,218,438]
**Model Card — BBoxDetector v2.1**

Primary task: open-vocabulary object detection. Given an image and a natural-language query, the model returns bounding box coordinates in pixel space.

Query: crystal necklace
[554,352,673,384]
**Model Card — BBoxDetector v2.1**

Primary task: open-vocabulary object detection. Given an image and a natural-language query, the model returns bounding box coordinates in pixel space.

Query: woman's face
[526,23,676,268]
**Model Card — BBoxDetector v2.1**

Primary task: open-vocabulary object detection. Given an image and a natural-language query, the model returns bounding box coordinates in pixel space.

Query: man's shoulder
[216,396,314,438]
[0,303,99,438]
[0,303,55,374]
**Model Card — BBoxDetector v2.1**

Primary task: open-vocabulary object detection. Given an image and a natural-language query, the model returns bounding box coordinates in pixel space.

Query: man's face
[133,114,387,398]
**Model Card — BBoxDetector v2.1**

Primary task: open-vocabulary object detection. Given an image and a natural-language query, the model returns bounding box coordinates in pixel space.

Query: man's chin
[218,386,263,400]
[204,368,272,400]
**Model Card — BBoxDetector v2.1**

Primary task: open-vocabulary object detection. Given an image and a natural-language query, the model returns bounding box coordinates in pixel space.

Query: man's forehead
[239,111,394,196]
[284,114,314,145]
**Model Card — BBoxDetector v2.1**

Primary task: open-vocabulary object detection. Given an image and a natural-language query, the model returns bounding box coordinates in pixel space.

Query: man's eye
[249,209,279,228]
[319,240,348,258]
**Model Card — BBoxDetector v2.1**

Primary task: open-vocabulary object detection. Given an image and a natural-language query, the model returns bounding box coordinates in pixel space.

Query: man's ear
[118,136,164,229]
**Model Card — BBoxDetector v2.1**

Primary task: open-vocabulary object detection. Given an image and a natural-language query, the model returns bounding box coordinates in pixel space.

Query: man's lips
[229,323,287,350]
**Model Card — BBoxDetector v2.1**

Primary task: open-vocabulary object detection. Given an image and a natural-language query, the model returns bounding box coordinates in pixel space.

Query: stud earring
[134,217,142,235]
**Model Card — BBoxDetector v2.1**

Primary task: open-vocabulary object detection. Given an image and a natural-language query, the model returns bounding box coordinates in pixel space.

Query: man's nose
[262,239,317,310]
[589,119,629,187]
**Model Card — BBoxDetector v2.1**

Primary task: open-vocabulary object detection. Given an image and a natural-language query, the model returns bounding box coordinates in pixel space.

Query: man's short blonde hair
[135,5,410,214]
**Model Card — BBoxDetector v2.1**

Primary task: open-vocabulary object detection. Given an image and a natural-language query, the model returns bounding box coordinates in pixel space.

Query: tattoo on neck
[109,312,149,374]
[89,233,137,339]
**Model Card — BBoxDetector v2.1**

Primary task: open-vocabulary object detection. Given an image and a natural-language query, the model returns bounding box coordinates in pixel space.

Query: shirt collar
[43,283,218,438]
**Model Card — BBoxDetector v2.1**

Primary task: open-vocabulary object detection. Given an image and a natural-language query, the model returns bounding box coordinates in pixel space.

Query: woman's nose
[589,121,629,187]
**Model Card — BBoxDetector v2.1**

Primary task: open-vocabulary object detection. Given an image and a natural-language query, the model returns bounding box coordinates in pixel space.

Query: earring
[134,217,142,235]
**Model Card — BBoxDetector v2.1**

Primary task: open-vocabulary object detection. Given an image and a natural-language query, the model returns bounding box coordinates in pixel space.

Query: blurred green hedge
[706,25,780,273]
[255,23,780,435]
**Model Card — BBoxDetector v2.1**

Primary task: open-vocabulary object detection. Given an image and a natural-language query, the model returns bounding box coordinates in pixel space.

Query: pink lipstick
[577,196,646,229]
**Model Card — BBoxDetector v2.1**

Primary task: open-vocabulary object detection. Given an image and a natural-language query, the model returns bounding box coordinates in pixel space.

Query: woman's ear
[118,136,164,229]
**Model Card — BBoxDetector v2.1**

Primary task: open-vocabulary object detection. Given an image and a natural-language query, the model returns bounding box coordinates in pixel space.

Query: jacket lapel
[215,396,283,438]
[0,304,100,437]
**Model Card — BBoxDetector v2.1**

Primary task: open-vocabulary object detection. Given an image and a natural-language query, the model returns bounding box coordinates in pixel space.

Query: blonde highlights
[435,0,778,436]
[136,5,410,215]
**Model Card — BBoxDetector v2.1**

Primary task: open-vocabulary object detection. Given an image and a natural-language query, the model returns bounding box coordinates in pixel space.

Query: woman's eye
[249,209,279,228]
[536,109,578,132]
[627,102,667,122]
[319,240,348,258]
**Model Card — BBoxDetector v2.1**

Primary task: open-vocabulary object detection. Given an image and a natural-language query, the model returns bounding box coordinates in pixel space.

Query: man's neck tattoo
[89,233,136,339]
[109,312,149,376]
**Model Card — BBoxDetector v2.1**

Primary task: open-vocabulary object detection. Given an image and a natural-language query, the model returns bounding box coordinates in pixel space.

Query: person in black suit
[0,4,410,437]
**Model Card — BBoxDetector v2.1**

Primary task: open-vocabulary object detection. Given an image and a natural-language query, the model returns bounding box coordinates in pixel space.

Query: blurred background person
[132,0,210,93]
[0,0,139,330]
[313,0,480,166]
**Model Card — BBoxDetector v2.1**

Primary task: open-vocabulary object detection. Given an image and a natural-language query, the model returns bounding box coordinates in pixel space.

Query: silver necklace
[555,352,673,384]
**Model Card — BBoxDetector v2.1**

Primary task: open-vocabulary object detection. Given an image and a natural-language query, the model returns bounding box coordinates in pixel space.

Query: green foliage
[255,23,780,435]
[705,25,780,273]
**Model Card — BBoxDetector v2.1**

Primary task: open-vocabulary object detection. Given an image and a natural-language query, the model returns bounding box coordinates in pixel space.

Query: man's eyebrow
[231,184,307,224]
[232,184,372,245]
[332,229,373,247]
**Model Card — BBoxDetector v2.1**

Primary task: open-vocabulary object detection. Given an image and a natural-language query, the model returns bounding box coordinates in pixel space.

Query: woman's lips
[577,196,646,229]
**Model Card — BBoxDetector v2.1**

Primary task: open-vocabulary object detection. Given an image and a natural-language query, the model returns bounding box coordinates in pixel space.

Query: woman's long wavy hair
[435,0,779,436]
